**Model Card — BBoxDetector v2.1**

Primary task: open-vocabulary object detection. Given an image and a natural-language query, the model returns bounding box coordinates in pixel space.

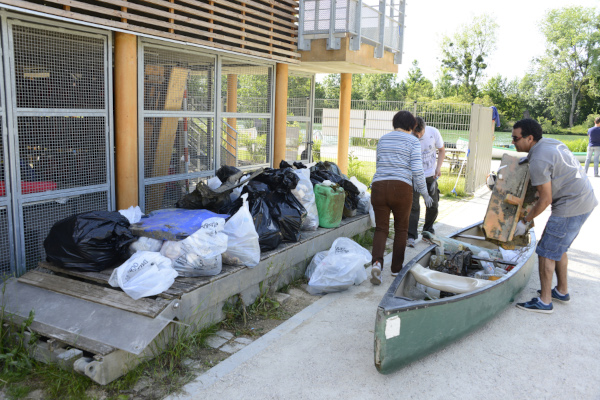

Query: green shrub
[563,138,588,153]
[312,139,321,161]
[586,114,600,128]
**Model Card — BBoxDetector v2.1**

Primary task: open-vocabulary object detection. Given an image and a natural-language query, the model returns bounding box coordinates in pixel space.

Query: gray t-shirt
[527,138,597,217]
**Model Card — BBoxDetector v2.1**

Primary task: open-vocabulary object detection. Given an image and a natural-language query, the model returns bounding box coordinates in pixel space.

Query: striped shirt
[372,130,428,196]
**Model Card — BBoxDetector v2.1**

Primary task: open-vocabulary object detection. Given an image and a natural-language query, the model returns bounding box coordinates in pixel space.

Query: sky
[317,0,600,83]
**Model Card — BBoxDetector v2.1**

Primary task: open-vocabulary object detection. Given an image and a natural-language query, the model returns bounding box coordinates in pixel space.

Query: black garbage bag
[245,181,283,251]
[176,181,231,213]
[279,160,293,169]
[293,161,307,169]
[311,161,346,178]
[267,191,307,243]
[216,165,242,184]
[254,167,299,192]
[44,211,134,272]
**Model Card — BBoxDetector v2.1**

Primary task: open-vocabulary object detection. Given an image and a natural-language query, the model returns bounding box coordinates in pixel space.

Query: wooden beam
[4,0,300,63]
[18,271,169,318]
[121,0,127,23]
[208,0,214,42]
[337,73,352,175]
[168,0,174,34]
[226,74,238,166]
[114,32,138,209]
[273,63,288,167]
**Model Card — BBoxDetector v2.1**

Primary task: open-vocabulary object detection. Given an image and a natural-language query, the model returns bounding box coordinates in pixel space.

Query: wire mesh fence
[314,99,473,195]
[286,74,313,162]
[10,21,112,273]
[0,207,10,276]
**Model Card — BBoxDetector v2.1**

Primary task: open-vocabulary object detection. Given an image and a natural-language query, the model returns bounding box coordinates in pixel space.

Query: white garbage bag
[349,176,368,194]
[304,250,328,280]
[368,196,375,227]
[118,205,143,224]
[222,194,261,267]
[109,251,178,300]
[230,174,251,202]
[307,237,370,295]
[160,217,228,277]
[207,176,222,190]
[357,192,370,214]
[292,169,319,231]
[129,236,163,255]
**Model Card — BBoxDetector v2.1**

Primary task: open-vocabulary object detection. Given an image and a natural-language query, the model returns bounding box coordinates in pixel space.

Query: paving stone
[287,287,305,297]
[205,335,228,349]
[274,292,290,304]
[215,330,234,340]
[234,337,253,345]
[183,358,200,368]
[220,340,247,354]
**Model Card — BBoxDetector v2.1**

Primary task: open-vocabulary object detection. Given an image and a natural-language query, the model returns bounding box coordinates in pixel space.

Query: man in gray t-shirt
[511,119,597,314]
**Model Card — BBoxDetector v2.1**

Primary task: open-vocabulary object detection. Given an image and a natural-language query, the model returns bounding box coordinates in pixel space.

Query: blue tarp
[130,208,229,240]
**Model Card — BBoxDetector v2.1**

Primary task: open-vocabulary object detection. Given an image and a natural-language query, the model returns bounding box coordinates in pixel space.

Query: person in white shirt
[407,117,445,247]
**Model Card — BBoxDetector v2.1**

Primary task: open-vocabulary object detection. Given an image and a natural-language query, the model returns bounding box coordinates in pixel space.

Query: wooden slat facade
[2,0,299,63]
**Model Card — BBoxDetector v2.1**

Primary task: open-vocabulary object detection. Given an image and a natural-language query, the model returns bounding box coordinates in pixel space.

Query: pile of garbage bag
[42,163,371,300]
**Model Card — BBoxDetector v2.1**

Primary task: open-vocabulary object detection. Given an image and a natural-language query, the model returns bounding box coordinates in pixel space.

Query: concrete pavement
[168,173,600,400]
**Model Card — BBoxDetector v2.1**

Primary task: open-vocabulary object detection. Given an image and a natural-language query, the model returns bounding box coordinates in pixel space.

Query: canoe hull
[374,222,536,374]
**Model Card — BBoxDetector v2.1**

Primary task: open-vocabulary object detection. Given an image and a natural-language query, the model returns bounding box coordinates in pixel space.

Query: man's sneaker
[536,287,571,303]
[406,238,415,248]
[370,262,382,285]
[516,297,554,314]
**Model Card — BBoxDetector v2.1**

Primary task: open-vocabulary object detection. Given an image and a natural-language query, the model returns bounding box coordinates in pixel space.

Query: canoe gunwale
[377,221,538,315]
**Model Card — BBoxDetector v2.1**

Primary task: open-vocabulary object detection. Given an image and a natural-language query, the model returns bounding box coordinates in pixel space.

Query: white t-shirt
[419,126,444,177]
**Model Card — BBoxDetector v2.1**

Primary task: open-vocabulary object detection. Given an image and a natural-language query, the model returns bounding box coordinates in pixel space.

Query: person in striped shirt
[370,111,432,285]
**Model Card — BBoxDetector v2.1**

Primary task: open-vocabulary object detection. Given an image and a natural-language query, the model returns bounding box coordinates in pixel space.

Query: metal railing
[313,99,494,194]
[298,0,405,63]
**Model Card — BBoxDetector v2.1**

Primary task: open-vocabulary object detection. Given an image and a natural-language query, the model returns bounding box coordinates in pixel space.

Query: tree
[319,74,340,99]
[433,67,455,99]
[480,74,526,121]
[403,61,434,100]
[439,14,498,97]
[536,6,600,127]
[352,73,400,101]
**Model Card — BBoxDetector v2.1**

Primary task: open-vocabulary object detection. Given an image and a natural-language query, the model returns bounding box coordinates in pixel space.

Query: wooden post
[114,32,138,209]
[273,63,288,167]
[226,74,238,166]
[337,73,352,175]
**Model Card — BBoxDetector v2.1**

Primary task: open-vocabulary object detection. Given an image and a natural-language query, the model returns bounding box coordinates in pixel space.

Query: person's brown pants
[371,180,413,274]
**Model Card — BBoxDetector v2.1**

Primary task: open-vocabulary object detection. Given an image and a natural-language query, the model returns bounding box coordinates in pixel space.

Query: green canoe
[374,222,536,374]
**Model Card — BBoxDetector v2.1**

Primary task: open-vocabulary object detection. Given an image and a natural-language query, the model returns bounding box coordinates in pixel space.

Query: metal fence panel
[220,58,272,170]
[286,73,314,163]
[314,99,476,193]
[6,18,113,274]
[141,41,218,212]
[140,44,274,210]
[0,19,14,276]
